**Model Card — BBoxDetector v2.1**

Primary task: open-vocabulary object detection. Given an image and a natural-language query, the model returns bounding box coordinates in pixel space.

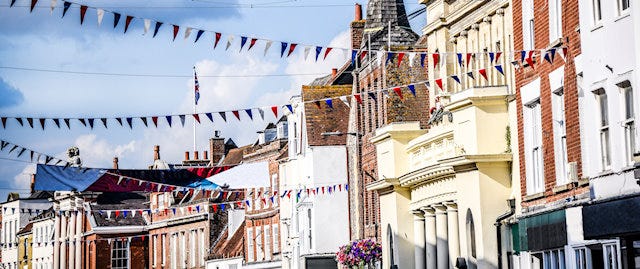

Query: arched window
[466,209,477,269]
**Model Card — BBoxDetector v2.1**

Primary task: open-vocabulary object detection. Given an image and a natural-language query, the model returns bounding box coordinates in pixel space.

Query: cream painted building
[367,1,519,269]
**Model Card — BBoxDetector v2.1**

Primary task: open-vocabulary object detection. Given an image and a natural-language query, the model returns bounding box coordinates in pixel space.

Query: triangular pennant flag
[314,100,322,109]
[354,94,363,104]
[280,42,288,57]
[39,118,46,130]
[10,0,16,7]
[339,96,350,108]
[324,47,333,60]
[87,118,94,129]
[126,117,133,129]
[451,75,461,84]
[367,92,377,101]
[30,150,34,162]
[79,5,87,24]
[303,46,311,60]
[172,25,179,41]
[257,108,265,120]
[433,52,440,68]
[220,204,225,211]
[232,110,240,120]
[240,36,248,51]
[192,114,200,123]
[194,30,205,43]
[560,47,568,62]
[218,112,227,122]
[113,13,121,28]
[123,16,133,33]
[496,52,502,62]
[100,118,107,128]
[153,22,163,38]
[64,118,70,129]
[139,117,148,127]
[315,46,322,61]
[457,53,464,67]
[52,118,60,128]
[479,69,488,80]
[9,145,18,154]
[205,113,213,123]
[61,1,71,18]
[151,116,158,127]
[78,118,86,127]
[520,51,527,63]
[287,43,297,57]
[244,109,253,120]
[392,87,404,99]
[360,50,368,60]
[16,118,24,126]
[184,27,192,40]
[285,104,293,113]
[420,53,427,67]
[467,71,475,80]
[271,106,278,118]
[26,118,33,128]
[30,0,38,12]
[526,50,535,69]
[351,50,357,66]
[549,48,557,62]
[17,148,26,158]
[248,38,257,50]
[225,35,234,51]
[408,52,416,67]
[435,78,444,90]
[50,0,57,14]
[165,116,172,127]
[495,65,505,75]
[397,52,405,67]
[489,52,495,63]
[386,52,394,64]
[325,99,333,109]
[263,40,272,56]
[143,19,151,35]
[179,115,186,127]
[214,32,222,49]
[466,53,473,68]
[407,84,416,97]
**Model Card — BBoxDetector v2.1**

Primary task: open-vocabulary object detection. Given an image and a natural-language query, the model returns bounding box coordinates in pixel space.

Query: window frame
[595,89,612,170]
[525,100,545,195]
[617,0,630,15]
[110,239,130,269]
[247,229,254,262]
[552,88,569,185]
[548,0,563,42]
[593,0,603,25]
[619,81,636,165]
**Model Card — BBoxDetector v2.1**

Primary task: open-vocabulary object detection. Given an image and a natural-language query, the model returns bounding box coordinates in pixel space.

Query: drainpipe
[495,199,516,269]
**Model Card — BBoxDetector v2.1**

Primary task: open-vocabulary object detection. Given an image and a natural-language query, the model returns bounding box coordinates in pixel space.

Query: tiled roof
[17,222,33,235]
[360,0,419,50]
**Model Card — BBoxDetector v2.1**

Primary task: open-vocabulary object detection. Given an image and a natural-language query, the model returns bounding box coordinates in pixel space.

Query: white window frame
[548,0,562,42]
[617,0,630,15]
[170,233,177,269]
[522,0,535,50]
[256,227,264,261]
[161,234,166,266]
[110,239,130,269]
[525,100,545,195]
[596,89,612,170]
[152,235,157,267]
[603,242,621,269]
[620,81,636,165]
[180,231,186,269]
[264,226,271,260]
[541,248,566,269]
[272,224,279,253]
[247,229,254,262]
[190,230,196,267]
[552,88,569,185]
[593,0,603,25]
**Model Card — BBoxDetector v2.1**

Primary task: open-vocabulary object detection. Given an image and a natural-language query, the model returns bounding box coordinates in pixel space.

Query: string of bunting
[9,0,569,61]
[0,233,153,248]
[0,139,70,167]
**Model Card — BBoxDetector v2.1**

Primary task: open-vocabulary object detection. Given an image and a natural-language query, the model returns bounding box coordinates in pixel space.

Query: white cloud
[74,134,136,168]
[13,164,35,192]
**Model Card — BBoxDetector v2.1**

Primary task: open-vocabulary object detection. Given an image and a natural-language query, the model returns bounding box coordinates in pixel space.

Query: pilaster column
[445,202,460,269]
[75,208,83,268]
[53,208,60,269]
[434,204,449,269]
[60,214,67,269]
[68,211,76,269]
[422,207,437,269]
[413,210,426,269]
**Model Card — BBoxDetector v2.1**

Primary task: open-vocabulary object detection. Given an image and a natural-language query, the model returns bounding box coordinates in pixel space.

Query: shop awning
[206,162,270,189]
[515,209,567,252]
[583,195,640,239]
[35,164,230,192]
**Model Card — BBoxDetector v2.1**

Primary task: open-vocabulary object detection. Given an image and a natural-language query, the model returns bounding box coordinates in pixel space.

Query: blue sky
[0,0,425,199]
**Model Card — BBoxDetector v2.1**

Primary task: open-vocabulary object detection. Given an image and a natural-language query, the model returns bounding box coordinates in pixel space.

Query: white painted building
[30,208,55,269]
[0,193,53,269]
[279,95,351,269]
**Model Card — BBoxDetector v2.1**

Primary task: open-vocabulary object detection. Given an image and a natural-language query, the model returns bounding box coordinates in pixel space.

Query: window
[170,233,177,269]
[111,240,129,269]
[618,0,630,14]
[604,243,620,269]
[593,0,603,24]
[522,0,535,50]
[525,100,545,194]
[307,208,313,249]
[265,226,271,259]
[549,0,562,41]
[541,249,565,269]
[200,229,205,266]
[466,209,477,269]
[190,230,196,267]
[180,232,186,268]
[152,235,157,267]
[596,90,612,170]
[552,88,569,184]
[247,229,254,262]
[158,194,165,210]
[161,234,166,266]
[620,82,636,165]
[257,228,264,261]
[273,224,279,253]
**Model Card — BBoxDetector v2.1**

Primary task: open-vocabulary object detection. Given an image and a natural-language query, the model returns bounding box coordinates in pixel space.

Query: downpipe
[495,199,516,269]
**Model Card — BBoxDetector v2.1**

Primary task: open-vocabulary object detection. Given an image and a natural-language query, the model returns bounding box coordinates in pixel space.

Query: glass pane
[625,88,634,119]
[600,94,609,126]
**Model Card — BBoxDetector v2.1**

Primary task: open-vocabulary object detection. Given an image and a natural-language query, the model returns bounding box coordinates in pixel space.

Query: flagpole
[193,66,197,153]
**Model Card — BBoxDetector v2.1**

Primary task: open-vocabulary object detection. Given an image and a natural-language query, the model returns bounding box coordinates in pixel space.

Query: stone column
[422,207,437,269]
[445,203,460,269]
[75,208,83,268]
[53,208,61,269]
[413,210,426,269]
[60,213,67,269]
[434,204,449,269]
[68,211,76,269]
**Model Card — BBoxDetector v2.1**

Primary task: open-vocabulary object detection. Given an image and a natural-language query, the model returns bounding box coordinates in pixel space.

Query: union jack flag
[194,67,200,105]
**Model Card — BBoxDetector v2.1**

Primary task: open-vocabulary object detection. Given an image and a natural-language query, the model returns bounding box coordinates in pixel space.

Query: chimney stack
[154,145,160,160]
[332,68,338,78]
[194,151,200,160]
[185,151,190,161]
[210,135,225,165]
[350,3,365,49]
[30,174,35,194]
[355,3,362,21]
[113,157,119,169]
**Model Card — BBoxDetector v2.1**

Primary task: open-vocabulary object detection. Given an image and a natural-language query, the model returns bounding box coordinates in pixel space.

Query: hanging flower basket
[335,238,382,269]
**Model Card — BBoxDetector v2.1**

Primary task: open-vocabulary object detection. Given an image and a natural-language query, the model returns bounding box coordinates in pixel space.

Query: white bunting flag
[106,210,112,219]
[96,9,104,26]
[264,41,273,57]
[408,52,416,67]
[157,184,162,192]
[180,207,185,215]
[257,108,265,120]
[143,19,151,35]
[131,210,136,218]
[50,0,57,14]
[184,27,192,40]
[117,176,124,185]
[339,96,350,108]
[225,35,234,51]
[304,46,311,61]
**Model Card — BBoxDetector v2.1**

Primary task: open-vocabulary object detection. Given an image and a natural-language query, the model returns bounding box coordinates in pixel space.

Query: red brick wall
[83,233,148,269]
[302,85,352,146]
[513,0,588,207]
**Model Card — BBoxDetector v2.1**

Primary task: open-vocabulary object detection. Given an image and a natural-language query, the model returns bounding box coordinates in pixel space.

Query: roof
[310,61,354,86]
[17,222,33,235]
[90,193,148,227]
[360,0,419,50]
[30,207,55,222]
[220,145,251,166]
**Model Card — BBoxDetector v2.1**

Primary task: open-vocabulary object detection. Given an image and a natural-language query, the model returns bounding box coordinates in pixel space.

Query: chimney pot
[154,145,160,160]
[113,157,119,169]
[194,151,200,160]
[203,151,209,160]
[332,68,338,78]
[355,3,362,21]
[185,151,190,161]
[30,174,35,194]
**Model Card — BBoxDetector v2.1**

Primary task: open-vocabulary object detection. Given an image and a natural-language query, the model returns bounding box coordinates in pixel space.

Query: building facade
[30,208,54,269]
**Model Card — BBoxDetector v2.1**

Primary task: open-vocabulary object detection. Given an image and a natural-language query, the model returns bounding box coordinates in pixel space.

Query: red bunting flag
[79,6,88,24]
[115,211,120,218]
[172,25,179,41]
[526,50,535,69]
[248,38,257,50]
[212,204,218,212]
[287,43,297,57]
[432,53,440,68]
[321,187,325,194]
[324,47,333,60]
[478,69,488,80]
[393,87,403,100]
[232,111,240,120]
[271,106,278,117]
[435,78,444,90]
[30,0,38,12]
[192,114,200,123]
[124,16,133,33]
[214,33,222,49]
[286,191,291,199]
[360,50,368,60]
[466,53,473,67]
[151,116,158,127]
[496,52,502,62]
[397,52,405,67]
[354,94,363,104]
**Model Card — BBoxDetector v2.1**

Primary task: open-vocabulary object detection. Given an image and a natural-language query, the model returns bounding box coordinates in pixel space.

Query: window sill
[590,24,604,32]
[547,38,564,49]
[614,12,631,22]
[552,182,578,194]
[523,192,545,202]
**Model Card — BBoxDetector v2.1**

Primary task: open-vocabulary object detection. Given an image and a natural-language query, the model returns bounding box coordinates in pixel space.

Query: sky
[0,0,425,199]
